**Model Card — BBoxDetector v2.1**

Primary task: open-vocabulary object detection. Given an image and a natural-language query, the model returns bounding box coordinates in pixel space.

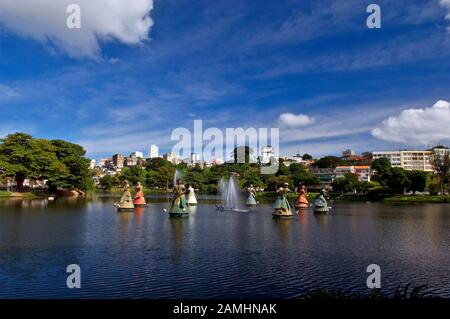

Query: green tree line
[0,133,93,192]
[99,158,320,193]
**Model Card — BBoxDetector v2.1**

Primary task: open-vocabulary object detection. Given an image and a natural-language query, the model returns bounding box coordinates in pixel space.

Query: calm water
[0,196,449,298]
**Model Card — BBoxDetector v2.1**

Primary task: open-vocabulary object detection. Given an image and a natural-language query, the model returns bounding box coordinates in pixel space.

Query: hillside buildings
[259,146,275,164]
[149,144,159,159]
[335,166,371,182]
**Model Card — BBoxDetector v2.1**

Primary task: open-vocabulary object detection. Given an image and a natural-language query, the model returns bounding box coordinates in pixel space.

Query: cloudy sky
[0,0,450,159]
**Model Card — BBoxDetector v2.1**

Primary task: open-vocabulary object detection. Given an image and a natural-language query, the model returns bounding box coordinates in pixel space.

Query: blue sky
[1,0,450,160]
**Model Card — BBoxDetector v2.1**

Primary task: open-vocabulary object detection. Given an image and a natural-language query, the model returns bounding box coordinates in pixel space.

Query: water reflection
[273,219,292,244]
[0,197,448,298]
[169,218,186,261]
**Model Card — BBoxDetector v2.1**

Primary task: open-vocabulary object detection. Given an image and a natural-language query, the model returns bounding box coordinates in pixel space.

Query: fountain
[218,173,248,212]
[173,169,181,189]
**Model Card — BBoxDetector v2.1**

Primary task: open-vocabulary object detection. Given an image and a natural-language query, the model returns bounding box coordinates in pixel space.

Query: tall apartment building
[372,150,433,172]
[149,144,159,159]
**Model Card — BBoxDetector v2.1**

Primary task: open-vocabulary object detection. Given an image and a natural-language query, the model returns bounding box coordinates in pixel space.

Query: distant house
[335,166,371,182]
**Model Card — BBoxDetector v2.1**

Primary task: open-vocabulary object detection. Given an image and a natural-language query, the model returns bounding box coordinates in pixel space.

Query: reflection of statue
[186,185,198,206]
[295,184,309,209]
[169,179,188,217]
[133,182,147,207]
[272,183,293,218]
[314,189,330,214]
[114,181,135,211]
[245,184,257,206]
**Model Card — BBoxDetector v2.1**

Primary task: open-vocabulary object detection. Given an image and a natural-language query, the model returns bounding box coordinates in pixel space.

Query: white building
[130,151,144,158]
[335,166,371,182]
[89,159,96,170]
[260,146,274,164]
[191,152,200,164]
[149,144,159,159]
[372,150,434,172]
[163,152,180,164]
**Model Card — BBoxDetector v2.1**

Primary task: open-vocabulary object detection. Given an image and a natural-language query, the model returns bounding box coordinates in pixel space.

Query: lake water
[0,196,449,298]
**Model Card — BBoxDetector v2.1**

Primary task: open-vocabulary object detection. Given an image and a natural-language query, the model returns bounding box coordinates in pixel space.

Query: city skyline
[1,1,450,159]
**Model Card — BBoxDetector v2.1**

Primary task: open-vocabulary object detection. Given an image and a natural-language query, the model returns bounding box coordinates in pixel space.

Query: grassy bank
[0,191,11,198]
[334,194,450,203]
[382,195,450,203]
[0,191,40,199]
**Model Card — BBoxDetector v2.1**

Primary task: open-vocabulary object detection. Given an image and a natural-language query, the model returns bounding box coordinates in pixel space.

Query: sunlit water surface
[0,196,448,298]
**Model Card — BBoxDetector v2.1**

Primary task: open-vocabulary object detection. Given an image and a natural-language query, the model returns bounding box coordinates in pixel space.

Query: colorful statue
[186,184,198,206]
[169,179,188,217]
[133,182,147,208]
[295,183,309,210]
[114,181,135,212]
[272,182,293,218]
[245,184,257,206]
[314,189,330,214]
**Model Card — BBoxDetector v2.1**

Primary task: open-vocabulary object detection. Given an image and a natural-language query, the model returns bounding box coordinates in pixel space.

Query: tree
[430,151,450,195]
[332,177,347,195]
[145,157,172,170]
[407,170,427,194]
[99,175,119,191]
[50,139,92,191]
[233,146,254,164]
[120,166,146,186]
[0,133,35,191]
[313,156,342,169]
[332,173,360,194]
[276,163,290,176]
[302,153,313,160]
[371,157,391,176]
[386,167,410,194]
[289,163,319,186]
[0,133,92,192]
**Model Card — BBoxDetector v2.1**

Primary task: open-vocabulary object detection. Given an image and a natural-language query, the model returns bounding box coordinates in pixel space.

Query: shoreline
[2,190,450,204]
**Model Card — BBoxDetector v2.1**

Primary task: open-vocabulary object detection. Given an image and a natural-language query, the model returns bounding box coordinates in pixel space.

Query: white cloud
[0,84,20,101]
[371,100,450,146]
[0,0,154,59]
[441,0,450,31]
[279,113,314,127]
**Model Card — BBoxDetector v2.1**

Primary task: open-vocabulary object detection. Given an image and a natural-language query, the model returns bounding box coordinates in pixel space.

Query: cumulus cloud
[0,0,154,59]
[279,113,314,127]
[371,100,450,145]
[441,0,450,30]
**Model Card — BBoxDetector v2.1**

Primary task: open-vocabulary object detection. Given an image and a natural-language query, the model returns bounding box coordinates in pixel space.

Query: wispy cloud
[0,84,21,102]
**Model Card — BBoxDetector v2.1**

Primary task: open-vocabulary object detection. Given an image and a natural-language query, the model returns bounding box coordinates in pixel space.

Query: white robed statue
[186,185,198,206]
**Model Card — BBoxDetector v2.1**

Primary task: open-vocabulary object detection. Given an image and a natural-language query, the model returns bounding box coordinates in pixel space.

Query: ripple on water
[0,199,449,298]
